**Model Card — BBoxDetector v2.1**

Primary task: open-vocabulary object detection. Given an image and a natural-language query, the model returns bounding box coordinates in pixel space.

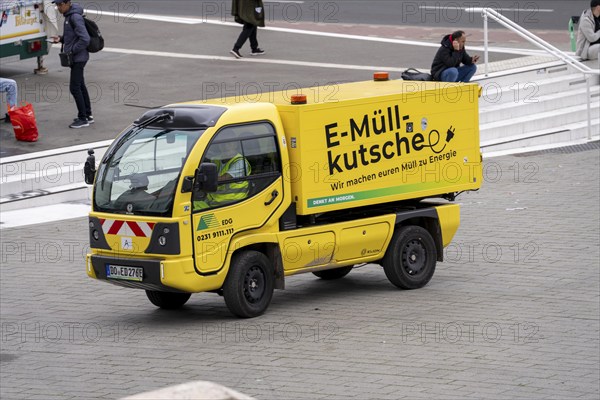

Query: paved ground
[1,147,598,399]
[85,0,593,31]
[1,6,599,399]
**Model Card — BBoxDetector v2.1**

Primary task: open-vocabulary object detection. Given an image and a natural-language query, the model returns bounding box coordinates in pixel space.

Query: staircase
[476,58,600,154]
[0,141,110,213]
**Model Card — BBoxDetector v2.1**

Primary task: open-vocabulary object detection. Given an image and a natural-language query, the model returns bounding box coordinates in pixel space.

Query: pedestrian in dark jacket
[50,0,93,128]
[230,0,266,58]
[431,31,479,82]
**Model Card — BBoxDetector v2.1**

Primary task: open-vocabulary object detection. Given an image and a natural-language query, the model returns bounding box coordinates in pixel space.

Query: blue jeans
[0,78,18,108]
[440,64,477,82]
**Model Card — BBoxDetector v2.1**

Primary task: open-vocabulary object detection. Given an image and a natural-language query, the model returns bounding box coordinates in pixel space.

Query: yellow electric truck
[85,75,482,317]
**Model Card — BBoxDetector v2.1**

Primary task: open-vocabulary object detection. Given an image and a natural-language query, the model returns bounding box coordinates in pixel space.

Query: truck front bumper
[86,254,227,293]
[88,255,186,292]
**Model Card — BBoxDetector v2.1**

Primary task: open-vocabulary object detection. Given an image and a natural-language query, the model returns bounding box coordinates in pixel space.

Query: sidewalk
[0,147,598,400]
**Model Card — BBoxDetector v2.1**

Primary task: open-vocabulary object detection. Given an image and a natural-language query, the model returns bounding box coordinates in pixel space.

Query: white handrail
[476,8,597,76]
[476,7,598,140]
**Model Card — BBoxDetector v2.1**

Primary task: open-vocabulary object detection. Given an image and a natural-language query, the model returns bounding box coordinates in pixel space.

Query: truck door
[191,122,283,274]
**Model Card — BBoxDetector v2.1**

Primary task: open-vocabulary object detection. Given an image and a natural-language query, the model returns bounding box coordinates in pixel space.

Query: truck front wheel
[223,251,274,318]
[382,226,437,289]
[145,290,191,309]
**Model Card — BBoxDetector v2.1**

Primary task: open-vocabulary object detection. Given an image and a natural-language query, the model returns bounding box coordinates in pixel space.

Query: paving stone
[1,150,598,399]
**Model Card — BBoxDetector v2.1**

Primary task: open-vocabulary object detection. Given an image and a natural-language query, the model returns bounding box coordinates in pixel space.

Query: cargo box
[273,80,482,215]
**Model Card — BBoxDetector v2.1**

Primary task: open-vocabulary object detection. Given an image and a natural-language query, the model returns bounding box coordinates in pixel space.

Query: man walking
[50,0,93,128]
[230,0,266,58]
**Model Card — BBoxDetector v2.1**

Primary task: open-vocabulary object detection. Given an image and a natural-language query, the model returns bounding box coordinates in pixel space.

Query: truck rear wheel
[382,226,437,289]
[312,266,353,280]
[145,290,191,309]
[223,250,274,318]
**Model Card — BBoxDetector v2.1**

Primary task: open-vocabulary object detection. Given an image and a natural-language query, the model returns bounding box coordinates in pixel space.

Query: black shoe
[251,48,265,56]
[69,118,89,128]
[4,113,9,123]
[73,116,94,124]
[230,49,242,59]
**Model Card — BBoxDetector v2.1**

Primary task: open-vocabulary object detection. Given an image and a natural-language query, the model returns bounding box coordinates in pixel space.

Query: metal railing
[475,7,599,140]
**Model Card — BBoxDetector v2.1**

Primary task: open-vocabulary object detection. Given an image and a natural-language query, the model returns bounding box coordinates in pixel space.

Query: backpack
[401,68,432,81]
[71,14,104,53]
[83,16,104,53]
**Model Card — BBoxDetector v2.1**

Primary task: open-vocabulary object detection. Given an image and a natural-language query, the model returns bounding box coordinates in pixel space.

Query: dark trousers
[234,23,258,51]
[70,61,92,120]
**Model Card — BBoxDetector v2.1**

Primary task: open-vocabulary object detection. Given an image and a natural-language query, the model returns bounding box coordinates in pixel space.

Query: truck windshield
[94,127,203,216]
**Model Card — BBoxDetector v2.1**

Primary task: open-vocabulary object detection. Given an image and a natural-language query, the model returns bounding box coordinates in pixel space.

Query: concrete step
[480,85,600,124]
[482,135,600,158]
[0,181,91,212]
[0,141,110,197]
[479,73,591,106]
[481,101,600,140]
[481,118,600,153]
[475,62,591,85]
[475,57,600,85]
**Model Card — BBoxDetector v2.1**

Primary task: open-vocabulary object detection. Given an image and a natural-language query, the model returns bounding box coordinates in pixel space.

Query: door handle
[264,190,279,206]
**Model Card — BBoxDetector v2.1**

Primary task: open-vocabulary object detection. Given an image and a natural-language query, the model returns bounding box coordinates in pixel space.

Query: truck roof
[177,78,472,108]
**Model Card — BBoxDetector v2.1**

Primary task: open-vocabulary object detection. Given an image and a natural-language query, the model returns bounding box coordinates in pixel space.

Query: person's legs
[249,25,258,51]
[440,68,459,82]
[0,78,18,109]
[69,62,89,125]
[457,64,477,82]
[587,44,600,60]
[233,23,255,51]
[74,61,92,119]
[81,71,92,119]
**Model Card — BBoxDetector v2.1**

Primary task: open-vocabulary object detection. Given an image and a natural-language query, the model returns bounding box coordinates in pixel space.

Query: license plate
[106,265,143,282]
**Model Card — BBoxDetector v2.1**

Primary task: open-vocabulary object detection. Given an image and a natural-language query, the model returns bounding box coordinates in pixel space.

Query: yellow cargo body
[275,80,481,215]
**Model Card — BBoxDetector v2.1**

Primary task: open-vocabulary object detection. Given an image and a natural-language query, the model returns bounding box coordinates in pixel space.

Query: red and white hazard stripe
[100,219,155,237]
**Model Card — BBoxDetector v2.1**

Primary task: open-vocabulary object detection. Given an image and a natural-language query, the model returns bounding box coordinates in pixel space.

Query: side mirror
[193,163,218,192]
[84,149,96,185]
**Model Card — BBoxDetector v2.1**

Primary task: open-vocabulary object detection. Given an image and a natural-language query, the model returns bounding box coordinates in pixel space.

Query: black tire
[312,266,353,280]
[382,225,437,289]
[145,290,191,309]
[223,251,274,318]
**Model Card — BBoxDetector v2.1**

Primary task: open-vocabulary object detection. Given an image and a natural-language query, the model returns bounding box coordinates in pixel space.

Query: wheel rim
[244,266,265,304]
[402,239,427,276]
